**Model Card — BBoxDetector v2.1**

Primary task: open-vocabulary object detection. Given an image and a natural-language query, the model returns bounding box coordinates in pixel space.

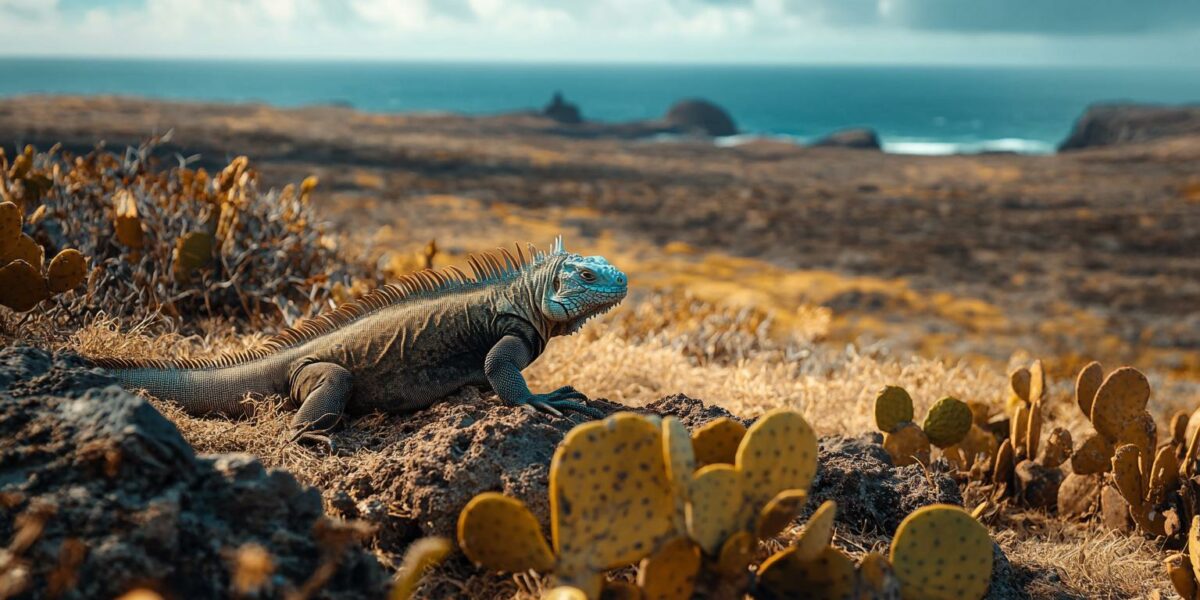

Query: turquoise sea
[1,59,1199,154]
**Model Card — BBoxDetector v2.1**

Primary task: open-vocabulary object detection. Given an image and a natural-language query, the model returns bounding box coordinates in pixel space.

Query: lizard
[90,237,627,447]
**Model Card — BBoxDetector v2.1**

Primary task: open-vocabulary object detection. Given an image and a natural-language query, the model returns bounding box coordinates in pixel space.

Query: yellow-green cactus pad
[662,416,695,532]
[890,504,993,600]
[544,587,590,600]
[755,488,808,540]
[757,545,857,600]
[1025,401,1042,460]
[0,202,21,259]
[3,233,44,271]
[390,537,452,600]
[1010,368,1032,404]
[1010,404,1030,454]
[0,259,49,312]
[736,409,818,510]
[1070,433,1113,475]
[860,551,901,599]
[922,397,972,449]
[1090,367,1151,442]
[690,418,746,466]
[884,422,931,468]
[875,386,915,433]
[685,464,743,555]
[1075,361,1103,420]
[991,438,1014,485]
[637,537,699,600]
[457,492,554,573]
[792,500,837,562]
[1165,553,1196,600]
[1028,360,1045,404]
[715,530,754,576]
[552,413,677,573]
[46,248,87,293]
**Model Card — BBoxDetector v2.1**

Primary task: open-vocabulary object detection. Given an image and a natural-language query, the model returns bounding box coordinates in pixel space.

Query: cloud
[882,0,1200,35]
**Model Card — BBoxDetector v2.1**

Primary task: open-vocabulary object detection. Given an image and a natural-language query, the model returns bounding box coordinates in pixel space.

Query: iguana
[91,238,627,446]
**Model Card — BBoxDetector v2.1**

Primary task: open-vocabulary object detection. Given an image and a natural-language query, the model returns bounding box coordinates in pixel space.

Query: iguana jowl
[92,238,627,445]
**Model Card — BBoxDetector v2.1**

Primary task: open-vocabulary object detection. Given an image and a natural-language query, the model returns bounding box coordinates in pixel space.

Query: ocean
[1,58,1199,155]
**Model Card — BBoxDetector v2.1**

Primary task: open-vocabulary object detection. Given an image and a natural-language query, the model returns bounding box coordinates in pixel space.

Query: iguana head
[539,246,627,334]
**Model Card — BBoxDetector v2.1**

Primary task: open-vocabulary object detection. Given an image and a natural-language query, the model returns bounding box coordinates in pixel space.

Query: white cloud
[0,0,1198,65]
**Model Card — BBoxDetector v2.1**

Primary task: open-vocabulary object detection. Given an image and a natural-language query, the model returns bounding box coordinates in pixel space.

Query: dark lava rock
[0,346,386,599]
[642,393,746,429]
[541,91,582,125]
[808,433,962,534]
[1059,103,1200,150]
[812,128,882,150]
[664,99,737,137]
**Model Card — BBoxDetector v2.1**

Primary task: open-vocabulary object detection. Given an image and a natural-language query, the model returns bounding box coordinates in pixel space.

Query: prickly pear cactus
[0,201,88,312]
[638,537,701,600]
[457,492,555,573]
[691,417,747,467]
[756,544,857,600]
[390,537,451,600]
[889,504,993,600]
[921,397,972,449]
[875,386,915,433]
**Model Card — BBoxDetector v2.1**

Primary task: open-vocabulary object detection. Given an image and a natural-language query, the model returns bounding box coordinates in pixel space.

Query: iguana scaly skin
[91,238,627,445]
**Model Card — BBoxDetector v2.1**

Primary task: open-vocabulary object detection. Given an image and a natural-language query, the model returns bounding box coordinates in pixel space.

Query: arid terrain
[2,95,1200,599]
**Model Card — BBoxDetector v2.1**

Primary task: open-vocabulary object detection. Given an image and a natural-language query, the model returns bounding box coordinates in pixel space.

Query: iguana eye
[579,270,596,283]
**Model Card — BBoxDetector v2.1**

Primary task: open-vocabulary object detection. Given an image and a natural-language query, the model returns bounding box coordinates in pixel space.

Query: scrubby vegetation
[2,137,1197,599]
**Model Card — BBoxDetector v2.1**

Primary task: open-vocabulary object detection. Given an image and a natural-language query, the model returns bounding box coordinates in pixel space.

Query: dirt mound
[0,346,386,599]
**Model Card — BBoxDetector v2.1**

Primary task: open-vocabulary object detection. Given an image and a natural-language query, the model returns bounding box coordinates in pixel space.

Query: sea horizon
[2,57,1199,155]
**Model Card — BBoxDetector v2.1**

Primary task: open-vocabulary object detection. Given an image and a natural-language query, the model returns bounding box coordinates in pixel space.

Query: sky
[1,0,1199,66]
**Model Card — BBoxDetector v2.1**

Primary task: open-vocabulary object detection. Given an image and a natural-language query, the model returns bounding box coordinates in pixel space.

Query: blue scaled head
[539,237,628,332]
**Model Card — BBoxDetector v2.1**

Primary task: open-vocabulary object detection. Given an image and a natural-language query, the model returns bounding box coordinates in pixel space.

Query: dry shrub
[1,138,379,344]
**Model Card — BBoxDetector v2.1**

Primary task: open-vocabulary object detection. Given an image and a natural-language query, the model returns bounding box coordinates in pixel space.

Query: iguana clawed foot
[520,386,605,419]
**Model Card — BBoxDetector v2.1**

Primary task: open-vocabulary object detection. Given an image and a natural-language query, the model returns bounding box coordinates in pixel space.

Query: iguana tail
[91,357,285,416]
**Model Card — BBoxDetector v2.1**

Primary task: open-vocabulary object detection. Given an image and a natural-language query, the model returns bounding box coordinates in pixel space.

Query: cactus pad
[1028,360,1045,404]
[544,587,589,600]
[1010,404,1030,453]
[0,201,20,258]
[792,500,837,562]
[686,464,743,555]
[757,545,857,600]
[1070,433,1113,475]
[113,191,144,250]
[5,233,44,271]
[1040,427,1072,470]
[46,249,87,293]
[1165,553,1196,600]
[884,422,931,467]
[0,259,49,312]
[691,417,746,466]
[1075,361,1103,419]
[736,409,818,510]
[875,386,915,433]
[1117,413,1156,477]
[173,231,215,281]
[1010,368,1031,403]
[716,530,754,576]
[860,551,901,600]
[551,413,677,572]
[889,504,993,600]
[1025,402,1042,460]
[662,416,695,531]
[1148,445,1180,504]
[1189,516,1200,587]
[922,397,972,449]
[1090,367,1151,441]
[637,537,699,600]
[391,537,452,600]
[991,438,1014,485]
[755,489,808,540]
[1110,444,1144,506]
[457,492,555,573]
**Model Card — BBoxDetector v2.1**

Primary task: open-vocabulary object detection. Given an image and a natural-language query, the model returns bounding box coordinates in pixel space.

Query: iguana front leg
[288,360,353,449]
[484,335,603,419]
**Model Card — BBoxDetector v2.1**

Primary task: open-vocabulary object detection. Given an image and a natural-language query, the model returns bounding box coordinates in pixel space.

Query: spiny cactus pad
[716,530,755,576]
[6,233,44,270]
[551,413,677,572]
[889,504,993,600]
[1028,360,1045,404]
[1010,368,1031,404]
[1117,413,1156,477]
[637,537,700,600]
[922,397,972,449]
[1075,361,1104,418]
[662,416,695,532]
[875,386,915,433]
[46,248,87,293]
[1025,401,1042,460]
[690,417,746,466]
[792,500,837,562]
[884,422,931,467]
[755,489,808,540]
[0,259,49,312]
[736,409,818,510]
[390,537,452,600]
[1090,367,1151,441]
[991,438,1014,485]
[686,464,743,555]
[457,492,555,573]
[756,545,857,600]
[1070,433,1113,475]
